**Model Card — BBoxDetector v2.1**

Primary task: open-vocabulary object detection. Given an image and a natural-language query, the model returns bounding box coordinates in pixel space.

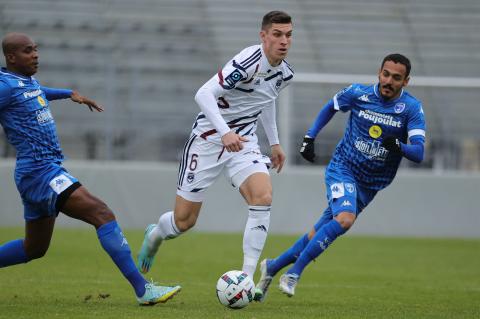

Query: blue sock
[97,221,147,297]
[267,208,333,276]
[0,239,29,267]
[287,219,346,277]
[267,234,308,276]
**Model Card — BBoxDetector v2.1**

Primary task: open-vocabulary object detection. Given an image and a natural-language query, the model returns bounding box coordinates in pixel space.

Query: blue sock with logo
[97,221,147,297]
[267,208,333,276]
[0,239,29,267]
[287,219,346,277]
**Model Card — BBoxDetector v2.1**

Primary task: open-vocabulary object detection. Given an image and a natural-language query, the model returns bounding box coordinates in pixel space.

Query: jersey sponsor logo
[23,89,42,99]
[224,69,243,88]
[36,108,54,124]
[368,125,382,139]
[37,95,47,107]
[345,183,355,193]
[394,103,406,113]
[330,183,345,198]
[358,94,370,102]
[354,137,388,160]
[358,109,401,128]
[49,174,73,194]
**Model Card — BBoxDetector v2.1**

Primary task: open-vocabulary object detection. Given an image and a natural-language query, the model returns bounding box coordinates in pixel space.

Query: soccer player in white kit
[137,11,294,298]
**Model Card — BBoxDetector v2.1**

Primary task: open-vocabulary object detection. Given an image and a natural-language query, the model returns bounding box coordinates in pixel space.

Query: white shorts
[176,133,271,202]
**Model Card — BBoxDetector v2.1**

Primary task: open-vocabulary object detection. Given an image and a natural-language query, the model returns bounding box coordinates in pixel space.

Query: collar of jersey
[0,67,33,81]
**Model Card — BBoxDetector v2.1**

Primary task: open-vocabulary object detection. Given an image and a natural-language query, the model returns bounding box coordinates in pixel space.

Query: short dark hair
[381,53,411,77]
[261,11,292,30]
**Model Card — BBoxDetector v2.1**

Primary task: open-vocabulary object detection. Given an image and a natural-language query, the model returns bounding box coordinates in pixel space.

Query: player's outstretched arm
[70,90,104,112]
[270,144,286,173]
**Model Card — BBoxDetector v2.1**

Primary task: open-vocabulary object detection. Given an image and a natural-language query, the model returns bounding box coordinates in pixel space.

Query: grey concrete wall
[0,160,479,238]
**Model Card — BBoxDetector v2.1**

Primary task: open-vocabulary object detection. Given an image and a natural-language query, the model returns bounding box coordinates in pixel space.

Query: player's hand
[70,91,104,112]
[221,131,248,152]
[381,136,402,153]
[300,136,315,163]
[270,144,286,173]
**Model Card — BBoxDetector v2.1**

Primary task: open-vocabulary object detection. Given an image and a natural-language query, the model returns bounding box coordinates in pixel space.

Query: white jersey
[192,44,294,144]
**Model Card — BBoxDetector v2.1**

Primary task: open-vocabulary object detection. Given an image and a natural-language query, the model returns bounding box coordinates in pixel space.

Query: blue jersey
[0,68,72,167]
[328,83,426,190]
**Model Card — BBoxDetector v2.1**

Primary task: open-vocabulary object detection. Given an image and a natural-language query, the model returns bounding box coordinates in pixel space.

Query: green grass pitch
[0,228,479,319]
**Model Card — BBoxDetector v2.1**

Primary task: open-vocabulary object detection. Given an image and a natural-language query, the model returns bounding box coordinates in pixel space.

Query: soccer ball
[216,270,254,309]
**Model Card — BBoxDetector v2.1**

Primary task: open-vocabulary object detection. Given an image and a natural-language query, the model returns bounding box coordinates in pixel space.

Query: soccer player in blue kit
[0,33,180,305]
[254,53,426,300]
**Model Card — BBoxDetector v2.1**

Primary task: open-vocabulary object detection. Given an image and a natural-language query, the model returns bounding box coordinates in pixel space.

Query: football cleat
[278,273,299,297]
[137,281,181,305]
[253,259,273,302]
[137,224,161,274]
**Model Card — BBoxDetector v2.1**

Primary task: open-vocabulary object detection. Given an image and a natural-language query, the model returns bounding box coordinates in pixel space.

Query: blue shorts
[14,162,80,221]
[325,163,377,216]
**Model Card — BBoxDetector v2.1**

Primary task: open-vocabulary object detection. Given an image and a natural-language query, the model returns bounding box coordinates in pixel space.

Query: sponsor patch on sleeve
[224,69,243,89]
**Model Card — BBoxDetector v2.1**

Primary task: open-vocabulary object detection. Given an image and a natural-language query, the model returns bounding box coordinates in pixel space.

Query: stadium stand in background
[1,0,479,170]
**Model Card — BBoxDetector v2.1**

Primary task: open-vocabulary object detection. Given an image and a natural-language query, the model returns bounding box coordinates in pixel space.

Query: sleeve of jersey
[306,100,337,138]
[400,136,425,163]
[259,101,279,145]
[332,84,356,112]
[194,75,231,137]
[194,49,259,137]
[0,80,12,110]
[41,86,73,100]
[407,103,426,139]
[217,48,258,90]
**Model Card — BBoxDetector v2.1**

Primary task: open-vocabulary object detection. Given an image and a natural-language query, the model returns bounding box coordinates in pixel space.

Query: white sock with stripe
[242,205,271,279]
[148,211,182,247]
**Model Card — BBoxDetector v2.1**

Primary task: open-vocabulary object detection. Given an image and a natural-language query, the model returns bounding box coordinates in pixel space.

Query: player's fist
[300,136,315,163]
[381,136,401,153]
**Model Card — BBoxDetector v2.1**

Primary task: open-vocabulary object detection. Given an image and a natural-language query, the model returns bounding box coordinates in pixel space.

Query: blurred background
[1,0,480,169]
[0,0,479,236]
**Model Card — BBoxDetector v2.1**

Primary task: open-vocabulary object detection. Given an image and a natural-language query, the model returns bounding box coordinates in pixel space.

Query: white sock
[148,211,182,247]
[242,205,270,279]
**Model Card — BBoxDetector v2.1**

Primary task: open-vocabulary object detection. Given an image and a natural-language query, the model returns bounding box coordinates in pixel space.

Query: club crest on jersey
[275,79,282,90]
[369,125,382,139]
[187,172,195,183]
[224,69,243,88]
[394,103,406,113]
[345,183,355,193]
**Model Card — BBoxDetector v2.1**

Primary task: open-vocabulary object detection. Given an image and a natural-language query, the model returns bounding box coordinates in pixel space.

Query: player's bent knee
[335,212,356,230]
[94,203,115,225]
[250,192,272,206]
